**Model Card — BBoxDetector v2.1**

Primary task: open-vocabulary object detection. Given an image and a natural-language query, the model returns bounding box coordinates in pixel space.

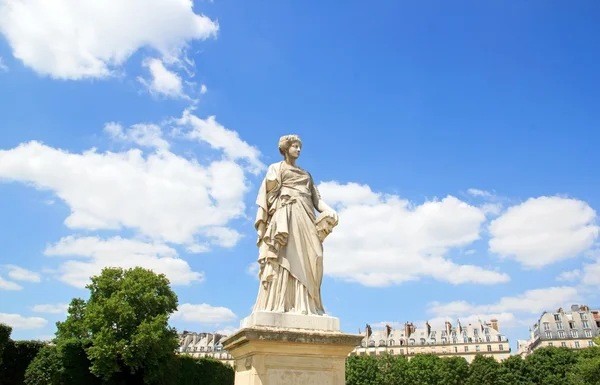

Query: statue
[252,135,338,316]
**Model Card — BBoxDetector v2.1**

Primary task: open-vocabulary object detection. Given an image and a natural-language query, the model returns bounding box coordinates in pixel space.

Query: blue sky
[0,0,599,351]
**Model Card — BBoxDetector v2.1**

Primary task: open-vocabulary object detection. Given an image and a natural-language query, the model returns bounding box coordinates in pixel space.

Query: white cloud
[556,269,581,282]
[317,182,510,287]
[44,236,203,288]
[215,326,238,336]
[200,84,208,94]
[0,0,218,79]
[0,313,47,330]
[175,109,265,174]
[32,303,69,314]
[245,262,259,279]
[467,188,493,198]
[172,303,237,324]
[104,122,169,149]
[139,58,186,99]
[429,286,580,317]
[6,265,40,282]
[0,276,23,291]
[185,243,210,254]
[580,257,600,287]
[489,196,599,268]
[0,137,248,245]
[0,56,7,72]
[202,227,243,248]
[480,203,503,216]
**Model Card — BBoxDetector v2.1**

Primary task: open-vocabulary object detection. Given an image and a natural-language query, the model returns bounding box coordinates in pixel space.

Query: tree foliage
[345,346,600,385]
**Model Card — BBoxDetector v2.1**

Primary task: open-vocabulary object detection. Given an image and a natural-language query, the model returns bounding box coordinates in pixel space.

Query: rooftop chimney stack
[490,318,499,332]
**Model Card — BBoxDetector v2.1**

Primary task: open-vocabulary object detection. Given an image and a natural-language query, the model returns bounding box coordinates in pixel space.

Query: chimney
[445,321,452,335]
[425,321,431,337]
[490,318,499,332]
[571,304,579,312]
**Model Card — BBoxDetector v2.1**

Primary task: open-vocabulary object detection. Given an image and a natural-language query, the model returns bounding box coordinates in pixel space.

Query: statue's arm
[265,163,279,192]
[311,177,338,221]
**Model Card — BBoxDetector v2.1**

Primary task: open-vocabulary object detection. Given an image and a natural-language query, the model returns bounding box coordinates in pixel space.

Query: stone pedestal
[222,316,362,385]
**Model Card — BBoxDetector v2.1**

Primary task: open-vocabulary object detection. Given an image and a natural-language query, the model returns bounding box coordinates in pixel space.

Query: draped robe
[253,161,325,315]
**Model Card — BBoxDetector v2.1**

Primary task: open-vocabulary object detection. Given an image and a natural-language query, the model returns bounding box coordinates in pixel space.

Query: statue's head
[278,134,302,159]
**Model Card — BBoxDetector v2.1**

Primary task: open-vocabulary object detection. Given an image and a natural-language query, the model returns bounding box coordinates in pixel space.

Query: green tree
[523,346,578,385]
[56,267,179,383]
[438,356,468,385]
[345,355,379,385]
[569,346,600,385]
[376,353,410,385]
[466,355,501,385]
[0,323,12,366]
[407,354,442,385]
[56,298,89,342]
[24,345,62,385]
[497,354,529,385]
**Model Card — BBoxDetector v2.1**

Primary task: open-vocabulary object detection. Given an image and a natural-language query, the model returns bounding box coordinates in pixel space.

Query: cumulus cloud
[0,135,248,245]
[0,0,218,79]
[104,122,169,149]
[317,182,510,287]
[489,196,598,268]
[200,84,208,94]
[467,188,493,198]
[0,276,22,291]
[138,58,186,99]
[556,270,581,282]
[429,286,580,318]
[5,265,40,282]
[0,313,47,330]
[175,109,265,174]
[32,303,69,314]
[172,303,237,324]
[44,236,203,288]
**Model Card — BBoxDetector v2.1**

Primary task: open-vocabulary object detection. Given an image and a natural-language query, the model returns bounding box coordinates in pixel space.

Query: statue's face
[287,141,301,159]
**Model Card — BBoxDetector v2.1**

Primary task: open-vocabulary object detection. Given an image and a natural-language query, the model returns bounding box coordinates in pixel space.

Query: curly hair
[278,134,302,157]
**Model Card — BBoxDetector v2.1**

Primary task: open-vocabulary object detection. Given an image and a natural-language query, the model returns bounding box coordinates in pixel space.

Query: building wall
[520,305,599,356]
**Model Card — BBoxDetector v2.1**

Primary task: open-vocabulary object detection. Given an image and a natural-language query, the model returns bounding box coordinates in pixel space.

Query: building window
[454,347,458,353]
[368,341,375,347]
[379,340,386,347]
[389,350,394,354]
[585,330,592,338]
[571,330,578,338]
[554,314,560,321]
[583,321,589,328]
[409,339,415,345]
[580,313,587,320]
[545,331,552,339]
[487,345,492,352]
[486,336,491,342]
[464,346,469,352]
[485,328,490,335]
[389,339,395,346]
[575,341,580,348]
[420,338,426,345]
[441,338,447,344]
[453,338,457,344]
[561,342,567,347]
[556,322,563,330]
[543,322,550,330]
[476,345,480,352]
[499,344,504,351]
[497,336,502,342]
[431,338,436,344]
[463,337,469,343]
[589,341,594,347]
[569,322,576,329]
[400,349,404,355]
[559,331,565,338]
[548,342,553,346]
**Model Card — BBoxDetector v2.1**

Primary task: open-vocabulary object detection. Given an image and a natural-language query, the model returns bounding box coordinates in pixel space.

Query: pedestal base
[240,311,340,332]
[222,327,362,385]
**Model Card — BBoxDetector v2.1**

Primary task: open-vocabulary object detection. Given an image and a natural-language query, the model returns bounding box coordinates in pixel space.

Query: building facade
[351,319,511,363]
[177,331,234,366]
[517,304,599,357]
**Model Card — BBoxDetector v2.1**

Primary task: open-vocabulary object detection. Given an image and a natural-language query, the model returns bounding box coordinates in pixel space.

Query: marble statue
[252,135,338,316]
